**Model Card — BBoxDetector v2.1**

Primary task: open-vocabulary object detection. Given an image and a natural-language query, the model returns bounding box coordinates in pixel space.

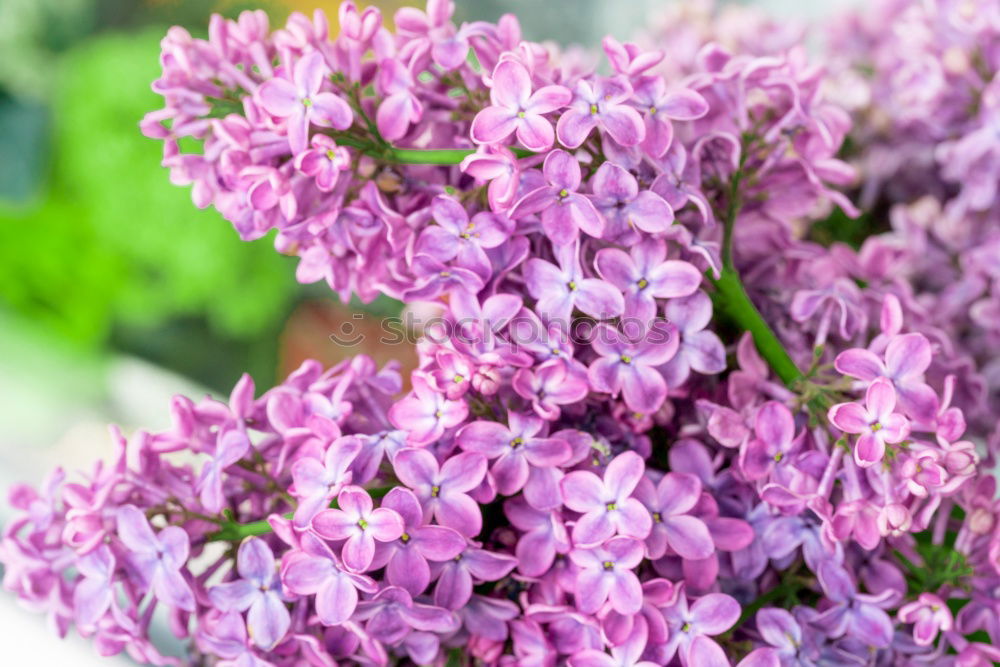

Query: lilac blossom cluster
[3,1,1000,665]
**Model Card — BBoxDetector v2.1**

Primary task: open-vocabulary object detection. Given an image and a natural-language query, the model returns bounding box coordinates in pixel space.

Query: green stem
[710,158,805,387]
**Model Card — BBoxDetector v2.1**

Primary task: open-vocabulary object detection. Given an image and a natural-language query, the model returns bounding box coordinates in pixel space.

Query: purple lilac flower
[196,429,250,514]
[511,359,589,421]
[569,536,645,615]
[376,58,423,141]
[289,435,361,527]
[634,472,714,560]
[659,590,741,666]
[209,537,290,650]
[569,615,658,667]
[294,134,350,191]
[504,496,569,576]
[595,239,701,322]
[392,447,487,536]
[371,487,465,595]
[116,505,195,611]
[828,378,910,467]
[471,60,571,151]
[511,150,606,245]
[556,77,645,148]
[257,51,353,153]
[739,401,800,481]
[388,374,468,445]
[457,410,571,496]
[589,163,675,239]
[415,196,513,280]
[632,76,709,157]
[660,291,727,386]
[72,545,115,628]
[524,241,624,323]
[897,593,952,646]
[812,560,894,648]
[311,485,404,572]
[352,586,459,645]
[587,322,678,413]
[432,544,517,609]
[560,451,652,547]
[281,532,377,626]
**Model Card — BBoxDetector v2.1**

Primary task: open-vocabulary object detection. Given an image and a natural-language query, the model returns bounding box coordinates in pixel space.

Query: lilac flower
[569,536,645,615]
[388,373,468,446]
[812,560,894,647]
[834,333,939,421]
[569,615,659,667]
[634,472,714,560]
[312,485,404,572]
[196,429,250,513]
[511,150,606,245]
[471,60,571,151]
[504,496,569,576]
[560,451,652,547]
[197,611,271,667]
[828,378,910,467]
[556,77,645,148]
[512,359,589,421]
[433,544,517,609]
[281,532,377,626]
[632,76,708,157]
[588,322,678,414]
[393,448,487,536]
[72,545,115,628]
[415,196,513,280]
[524,242,624,323]
[209,537,290,650]
[461,147,520,210]
[290,435,362,528]
[737,608,817,667]
[897,593,952,646]
[376,58,423,141]
[660,291,727,387]
[589,163,675,239]
[116,504,195,611]
[294,134,350,191]
[457,411,571,496]
[352,586,459,645]
[739,401,799,481]
[594,240,701,323]
[660,590,741,666]
[257,51,353,153]
[371,487,466,596]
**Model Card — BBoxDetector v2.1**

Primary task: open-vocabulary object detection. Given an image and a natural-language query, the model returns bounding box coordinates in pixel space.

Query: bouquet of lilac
[4,0,1000,664]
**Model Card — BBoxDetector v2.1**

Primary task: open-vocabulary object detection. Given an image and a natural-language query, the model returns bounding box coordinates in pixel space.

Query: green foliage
[0,30,299,365]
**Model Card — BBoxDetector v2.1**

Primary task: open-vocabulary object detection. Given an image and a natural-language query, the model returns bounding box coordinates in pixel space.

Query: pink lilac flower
[834,333,940,421]
[632,76,709,157]
[289,435,361,527]
[589,163,675,239]
[556,77,645,148]
[457,410,571,496]
[294,134,351,191]
[594,239,701,323]
[524,241,624,324]
[376,58,423,141]
[739,401,800,481]
[659,291,727,387]
[432,544,517,610]
[392,448,487,536]
[828,378,910,467]
[196,429,250,513]
[511,150,606,245]
[415,196,513,280]
[587,322,679,413]
[736,607,816,667]
[116,505,195,611]
[511,359,589,421]
[208,537,290,650]
[659,590,741,666]
[569,536,645,615]
[460,147,521,210]
[503,496,569,576]
[257,51,353,153]
[281,532,378,626]
[812,560,894,647]
[388,374,468,445]
[352,586,459,645]
[72,545,115,628]
[471,60,571,151]
[569,615,659,667]
[311,485,405,572]
[634,472,714,560]
[560,451,652,547]
[371,487,466,596]
[897,593,953,646]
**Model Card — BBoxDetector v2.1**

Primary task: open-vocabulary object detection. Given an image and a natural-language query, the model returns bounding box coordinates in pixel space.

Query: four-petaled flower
[290,435,361,527]
[257,51,353,154]
[524,241,625,324]
[590,163,675,240]
[595,239,701,323]
[634,472,714,560]
[281,532,378,626]
[209,537,290,650]
[740,401,800,481]
[557,77,645,148]
[471,60,571,151]
[897,592,953,646]
[512,150,606,245]
[388,373,469,445]
[569,536,645,615]
[588,322,679,414]
[312,485,405,572]
[294,134,351,191]
[829,378,910,467]
[116,504,195,611]
[560,451,652,547]
[660,589,741,666]
[393,448,487,536]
